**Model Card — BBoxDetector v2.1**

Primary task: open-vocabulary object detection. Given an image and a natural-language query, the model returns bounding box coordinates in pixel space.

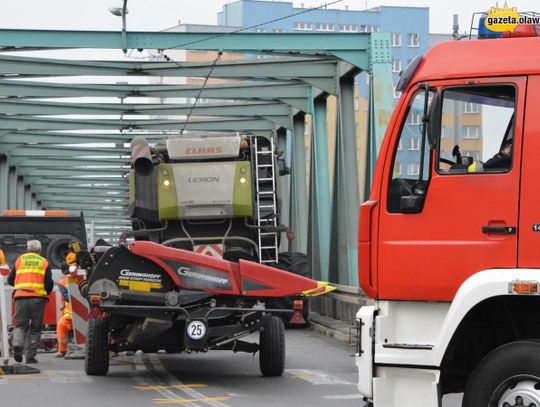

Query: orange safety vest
[58,277,72,319]
[14,253,48,298]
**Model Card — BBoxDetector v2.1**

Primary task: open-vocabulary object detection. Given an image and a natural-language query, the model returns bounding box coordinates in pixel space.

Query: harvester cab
[128,134,289,265]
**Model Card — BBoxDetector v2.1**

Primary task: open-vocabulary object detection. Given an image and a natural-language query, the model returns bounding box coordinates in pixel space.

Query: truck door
[377,77,525,301]
[518,75,540,267]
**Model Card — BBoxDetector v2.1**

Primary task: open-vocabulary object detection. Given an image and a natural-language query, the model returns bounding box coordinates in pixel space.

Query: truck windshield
[388,88,433,213]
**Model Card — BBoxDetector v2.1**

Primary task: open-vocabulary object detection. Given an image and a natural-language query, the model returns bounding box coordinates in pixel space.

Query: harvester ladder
[253,136,279,264]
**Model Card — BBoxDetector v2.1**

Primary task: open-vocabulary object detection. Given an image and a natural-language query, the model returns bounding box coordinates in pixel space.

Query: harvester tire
[274,252,310,327]
[259,315,285,377]
[85,317,109,376]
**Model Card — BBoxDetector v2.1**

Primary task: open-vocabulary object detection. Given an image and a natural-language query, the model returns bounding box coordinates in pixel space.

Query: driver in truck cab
[483,139,513,170]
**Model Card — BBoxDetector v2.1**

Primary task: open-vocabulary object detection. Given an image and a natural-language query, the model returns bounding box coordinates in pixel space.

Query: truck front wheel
[463,340,540,407]
[85,317,109,376]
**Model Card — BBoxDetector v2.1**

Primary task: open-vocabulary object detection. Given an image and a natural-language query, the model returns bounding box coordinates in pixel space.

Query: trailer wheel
[85,317,109,376]
[462,340,540,407]
[274,252,310,327]
[259,315,285,377]
[46,236,79,269]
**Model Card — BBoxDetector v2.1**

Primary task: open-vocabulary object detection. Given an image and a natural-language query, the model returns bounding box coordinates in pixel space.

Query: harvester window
[388,88,433,213]
[436,85,516,174]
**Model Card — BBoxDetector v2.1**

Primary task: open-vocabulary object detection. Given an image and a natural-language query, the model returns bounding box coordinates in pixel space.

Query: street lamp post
[108,0,128,53]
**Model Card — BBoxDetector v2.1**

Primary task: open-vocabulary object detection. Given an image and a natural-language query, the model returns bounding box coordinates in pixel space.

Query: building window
[339,24,358,32]
[272,28,284,33]
[391,33,402,47]
[392,58,402,73]
[254,27,265,33]
[394,162,402,177]
[294,22,313,31]
[409,137,420,150]
[354,97,359,111]
[360,24,380,33]
[407,162,420,176]
[463,102,479,113]
[462,126,480,139]
[315,23,335,32]
[408,111,421,125]
[408,33,420,47]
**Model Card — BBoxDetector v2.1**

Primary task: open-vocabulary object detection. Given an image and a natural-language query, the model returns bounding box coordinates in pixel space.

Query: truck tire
[85,317,109,376]
[462,340,540,407]
[274,252,310,327]
[259,315,285,377]
[46,236,79,269]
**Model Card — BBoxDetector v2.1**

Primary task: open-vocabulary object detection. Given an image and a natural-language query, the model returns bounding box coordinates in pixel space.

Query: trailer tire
[274,252,310,327]
[46,236,79,269]
[462,340,540,407]
[85,317,109,376]
[259,315,285,377]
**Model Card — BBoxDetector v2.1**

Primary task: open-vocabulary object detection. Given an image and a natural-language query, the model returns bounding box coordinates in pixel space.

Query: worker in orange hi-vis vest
[66,241,79,271]
[0,247,8,276]
[55,264,73,358]
[7,240,54,364]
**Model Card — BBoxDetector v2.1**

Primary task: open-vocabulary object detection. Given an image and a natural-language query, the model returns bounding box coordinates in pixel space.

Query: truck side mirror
[427,91,441,149]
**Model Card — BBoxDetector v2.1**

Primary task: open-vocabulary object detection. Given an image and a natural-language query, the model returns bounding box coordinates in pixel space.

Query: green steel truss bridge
[0,28,393,286]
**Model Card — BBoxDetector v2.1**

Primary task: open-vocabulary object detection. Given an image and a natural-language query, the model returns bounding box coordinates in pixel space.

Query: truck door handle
[482,226,517,235]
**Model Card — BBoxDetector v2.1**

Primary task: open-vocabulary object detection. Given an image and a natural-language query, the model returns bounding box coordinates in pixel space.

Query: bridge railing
[310,284,371,326]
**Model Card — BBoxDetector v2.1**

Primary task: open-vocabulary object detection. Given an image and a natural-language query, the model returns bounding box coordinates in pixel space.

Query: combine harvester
[82,134,333,376]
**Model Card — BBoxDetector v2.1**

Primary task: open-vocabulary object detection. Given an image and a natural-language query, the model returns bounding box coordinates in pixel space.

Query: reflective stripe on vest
[63,302,73,318]
[14,253,48,298]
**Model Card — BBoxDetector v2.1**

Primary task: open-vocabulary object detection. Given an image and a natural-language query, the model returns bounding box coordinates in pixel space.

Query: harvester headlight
[163,180,170,187]
[240,177,247,184]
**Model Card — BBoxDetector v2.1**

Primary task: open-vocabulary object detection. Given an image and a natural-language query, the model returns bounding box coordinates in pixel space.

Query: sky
[0,0,538,35]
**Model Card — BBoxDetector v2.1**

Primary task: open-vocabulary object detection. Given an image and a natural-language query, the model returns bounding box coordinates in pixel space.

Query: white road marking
[147,353,230,407]
[286,369,355,386]
[132,353,191,405]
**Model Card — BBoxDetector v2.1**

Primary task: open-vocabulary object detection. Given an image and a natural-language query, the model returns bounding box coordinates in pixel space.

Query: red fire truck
[356,29,540,406]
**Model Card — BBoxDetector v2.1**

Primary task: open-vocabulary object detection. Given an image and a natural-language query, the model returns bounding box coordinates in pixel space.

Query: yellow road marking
[152,397,230,404]
[134,383,207,391]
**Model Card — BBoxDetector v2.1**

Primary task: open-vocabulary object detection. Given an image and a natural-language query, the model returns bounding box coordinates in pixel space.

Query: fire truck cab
[357,34,540,406]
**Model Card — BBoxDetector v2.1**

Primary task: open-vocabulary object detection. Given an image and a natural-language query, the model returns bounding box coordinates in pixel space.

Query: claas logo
[484,3,521,32]
[185,147,223,155]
